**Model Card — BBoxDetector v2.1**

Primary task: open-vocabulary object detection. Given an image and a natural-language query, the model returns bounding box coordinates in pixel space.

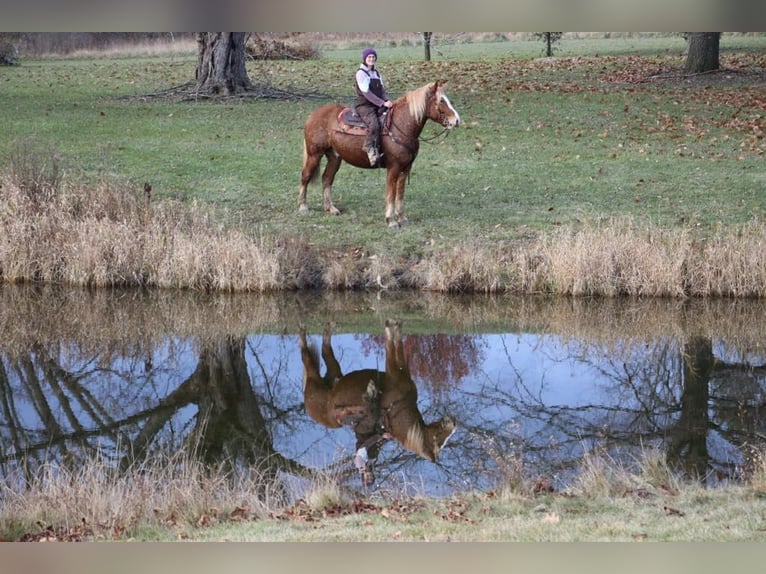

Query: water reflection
[1,284,766,497]
[300,319,456,487]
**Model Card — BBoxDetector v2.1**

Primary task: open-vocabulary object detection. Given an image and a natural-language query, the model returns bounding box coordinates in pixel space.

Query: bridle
[420,98,455,143]
[383,97,454,153]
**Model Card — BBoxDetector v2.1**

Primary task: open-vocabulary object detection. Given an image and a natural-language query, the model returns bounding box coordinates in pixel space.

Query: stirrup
[366,148,378,166]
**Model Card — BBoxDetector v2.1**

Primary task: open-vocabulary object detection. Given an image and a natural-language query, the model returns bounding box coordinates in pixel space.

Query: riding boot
[366,146,378,167]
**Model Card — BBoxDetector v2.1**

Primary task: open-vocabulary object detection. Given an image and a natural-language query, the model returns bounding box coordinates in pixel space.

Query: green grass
[179,489,766,542]
[1,35,765,287]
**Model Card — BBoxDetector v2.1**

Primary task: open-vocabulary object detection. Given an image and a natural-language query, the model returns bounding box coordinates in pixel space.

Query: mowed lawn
[1,34,764,261]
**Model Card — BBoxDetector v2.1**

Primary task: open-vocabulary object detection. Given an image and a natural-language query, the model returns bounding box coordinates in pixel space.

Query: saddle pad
[339,107,367,128]
[336,107,390,135]
[337,108,368,135]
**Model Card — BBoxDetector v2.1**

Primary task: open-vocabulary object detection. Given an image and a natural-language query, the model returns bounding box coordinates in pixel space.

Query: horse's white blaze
[442,93,461,128]
[440,425,457,449]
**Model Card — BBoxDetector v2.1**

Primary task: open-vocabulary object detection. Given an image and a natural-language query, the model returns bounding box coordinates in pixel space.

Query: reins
[383,98,451,153]
[382,109,419,156]
[419,126,450,143]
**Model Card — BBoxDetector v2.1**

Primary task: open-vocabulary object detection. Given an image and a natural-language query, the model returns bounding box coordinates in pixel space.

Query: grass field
[4,445,766,541]
[1,34,765,293]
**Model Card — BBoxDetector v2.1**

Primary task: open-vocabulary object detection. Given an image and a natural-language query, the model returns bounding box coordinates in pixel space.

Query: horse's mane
[404,423,429,459]
[403,83,435,124]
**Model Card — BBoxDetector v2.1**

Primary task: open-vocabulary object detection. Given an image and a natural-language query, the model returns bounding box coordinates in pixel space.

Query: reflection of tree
[452,331,766,487]
[3,308,766,498]
[0,336,311,494]
[360,334,484,393]
[666,336,712,478]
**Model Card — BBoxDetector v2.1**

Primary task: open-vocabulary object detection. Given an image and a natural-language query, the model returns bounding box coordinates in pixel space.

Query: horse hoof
[386,220,400,229]
[298,205,309,215]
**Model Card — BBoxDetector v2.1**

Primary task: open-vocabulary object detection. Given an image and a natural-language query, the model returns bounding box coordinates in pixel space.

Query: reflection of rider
[354,47,393,167]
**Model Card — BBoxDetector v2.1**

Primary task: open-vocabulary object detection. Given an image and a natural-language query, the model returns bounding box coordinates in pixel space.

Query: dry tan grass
[3,165,766,297]
[569,446,681,498]
[0,451,278,539]
[63,37,197,60]
[419,218,766,298]
[0,170,291,292]
[536,221,692,297]
[5,442,764,541]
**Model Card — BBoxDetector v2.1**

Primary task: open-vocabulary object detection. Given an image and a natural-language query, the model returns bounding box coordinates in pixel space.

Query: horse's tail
[303,138,320,184]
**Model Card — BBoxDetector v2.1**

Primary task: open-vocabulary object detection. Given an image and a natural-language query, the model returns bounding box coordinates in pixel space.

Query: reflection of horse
[298,81,461,227]
[299,319,456,485]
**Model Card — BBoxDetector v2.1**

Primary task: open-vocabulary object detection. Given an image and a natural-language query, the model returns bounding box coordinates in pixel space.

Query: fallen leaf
[543,512,560,524]
[663,505,685,517]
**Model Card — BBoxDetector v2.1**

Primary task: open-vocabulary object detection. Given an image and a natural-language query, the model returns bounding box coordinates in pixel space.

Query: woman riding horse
[298,80,461,227]
[355,47,393,167]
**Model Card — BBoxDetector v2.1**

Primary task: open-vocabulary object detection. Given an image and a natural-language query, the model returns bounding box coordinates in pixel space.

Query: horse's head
[422,415,457,462]
[428,82,461,130]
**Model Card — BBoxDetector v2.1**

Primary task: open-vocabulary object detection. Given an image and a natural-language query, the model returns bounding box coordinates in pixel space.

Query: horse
[298,81,461,227]
[299,319,456,486]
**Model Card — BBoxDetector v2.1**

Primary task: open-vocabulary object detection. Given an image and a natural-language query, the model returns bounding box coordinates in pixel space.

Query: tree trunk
[422,32,432,62]
[667,335,713,479]
[684,32,720,74]
[195,32,253,95]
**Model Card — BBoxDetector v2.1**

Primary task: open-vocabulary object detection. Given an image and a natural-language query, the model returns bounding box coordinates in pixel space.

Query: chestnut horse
[299,320,456,486]
[298,81,461,227]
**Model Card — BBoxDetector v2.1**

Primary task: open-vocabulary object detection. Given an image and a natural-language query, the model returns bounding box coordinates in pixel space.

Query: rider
[354,47,393,166]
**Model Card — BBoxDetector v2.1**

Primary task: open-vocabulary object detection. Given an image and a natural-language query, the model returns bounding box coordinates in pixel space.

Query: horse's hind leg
[298,140,322,214]
[321,151,342,215]
[394,168,411,225]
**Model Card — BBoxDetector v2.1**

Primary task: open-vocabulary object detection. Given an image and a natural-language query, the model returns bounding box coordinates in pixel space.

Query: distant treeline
[3,32,197,56]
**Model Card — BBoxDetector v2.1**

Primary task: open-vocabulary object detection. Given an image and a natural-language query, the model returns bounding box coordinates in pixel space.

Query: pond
[2,284,765,497]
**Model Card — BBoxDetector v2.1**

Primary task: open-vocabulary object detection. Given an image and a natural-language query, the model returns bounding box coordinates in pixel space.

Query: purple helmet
[362,48,377,62]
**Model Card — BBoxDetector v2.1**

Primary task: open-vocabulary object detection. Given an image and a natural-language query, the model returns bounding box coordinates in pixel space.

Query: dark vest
[355,66,384,107]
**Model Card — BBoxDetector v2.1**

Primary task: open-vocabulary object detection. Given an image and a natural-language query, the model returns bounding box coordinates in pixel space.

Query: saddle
[336,107,390,136]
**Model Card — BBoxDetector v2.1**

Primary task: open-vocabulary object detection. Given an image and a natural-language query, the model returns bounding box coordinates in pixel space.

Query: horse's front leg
[321,321,343,384]
[322,152,342,215]
[384,319,406,373]
[384,167,401,228]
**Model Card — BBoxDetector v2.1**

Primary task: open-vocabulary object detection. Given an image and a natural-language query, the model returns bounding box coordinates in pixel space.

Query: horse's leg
[384,167,401,228]
[298,141,322,215]
[299,326,322,391]
[394,168,411,225]
[321,321,343,384]
[384,318,406,373]
[321,150,342,215]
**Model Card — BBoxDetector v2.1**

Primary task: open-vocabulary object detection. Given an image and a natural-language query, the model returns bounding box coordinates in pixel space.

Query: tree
[0,33,19,66]
[195,32,253,95]
[421,32,432,62]
[684,32,720,74]
[534,32,563,57]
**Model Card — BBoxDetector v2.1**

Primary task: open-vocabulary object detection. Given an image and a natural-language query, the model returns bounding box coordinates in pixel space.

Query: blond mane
[405,82,435,123]
[404,424,428,458]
